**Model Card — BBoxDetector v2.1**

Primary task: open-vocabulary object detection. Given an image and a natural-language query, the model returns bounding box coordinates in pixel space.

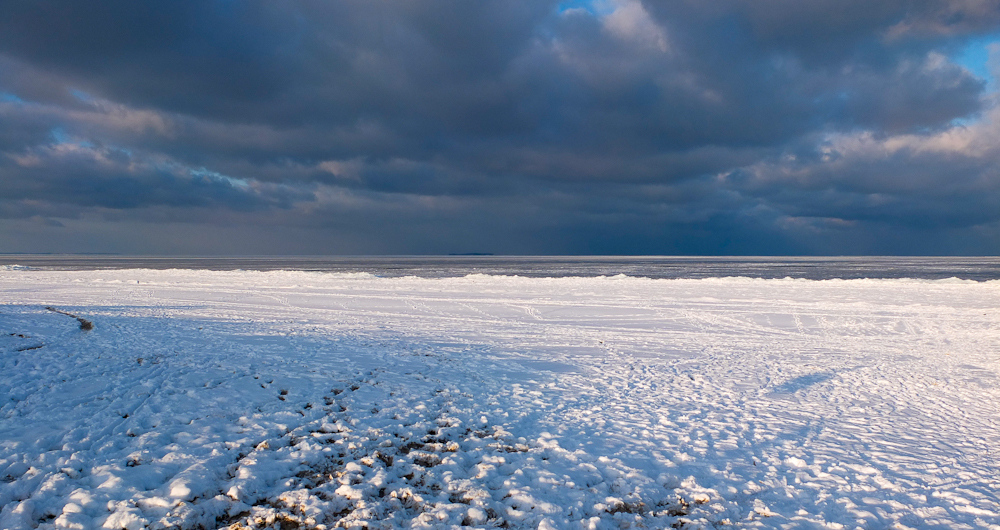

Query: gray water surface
[3,255,999,281]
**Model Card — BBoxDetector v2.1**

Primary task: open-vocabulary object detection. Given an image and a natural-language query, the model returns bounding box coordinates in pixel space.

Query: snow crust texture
[1,269,999,529]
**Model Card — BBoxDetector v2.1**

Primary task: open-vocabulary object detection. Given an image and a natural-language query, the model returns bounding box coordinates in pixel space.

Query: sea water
[2,255,999,280]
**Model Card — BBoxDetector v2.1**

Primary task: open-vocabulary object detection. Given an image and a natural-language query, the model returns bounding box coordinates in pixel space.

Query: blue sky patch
[954,32,999,91]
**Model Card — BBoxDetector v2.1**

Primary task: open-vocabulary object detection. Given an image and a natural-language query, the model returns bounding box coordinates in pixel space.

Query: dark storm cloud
[0,123,314,214]
[0,0,999,254]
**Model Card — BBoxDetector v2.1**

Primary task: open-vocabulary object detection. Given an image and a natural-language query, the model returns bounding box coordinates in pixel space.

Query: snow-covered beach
[1,268,998,529]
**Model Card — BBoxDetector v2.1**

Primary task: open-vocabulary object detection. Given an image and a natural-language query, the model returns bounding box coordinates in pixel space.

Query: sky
[1,0,1000,256]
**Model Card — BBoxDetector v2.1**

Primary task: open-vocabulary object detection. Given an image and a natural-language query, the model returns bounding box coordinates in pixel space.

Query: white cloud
[602,0,669,52]
[318,158,365,181]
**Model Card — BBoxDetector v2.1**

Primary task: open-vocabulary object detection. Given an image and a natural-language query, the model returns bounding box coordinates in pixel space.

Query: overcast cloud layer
[1,0,999,255]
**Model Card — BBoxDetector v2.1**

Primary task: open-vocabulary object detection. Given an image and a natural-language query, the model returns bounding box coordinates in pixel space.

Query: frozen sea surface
[1,268,999,529]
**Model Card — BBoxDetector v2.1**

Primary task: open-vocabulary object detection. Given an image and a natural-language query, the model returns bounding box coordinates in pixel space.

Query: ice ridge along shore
[1,269,998,529]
